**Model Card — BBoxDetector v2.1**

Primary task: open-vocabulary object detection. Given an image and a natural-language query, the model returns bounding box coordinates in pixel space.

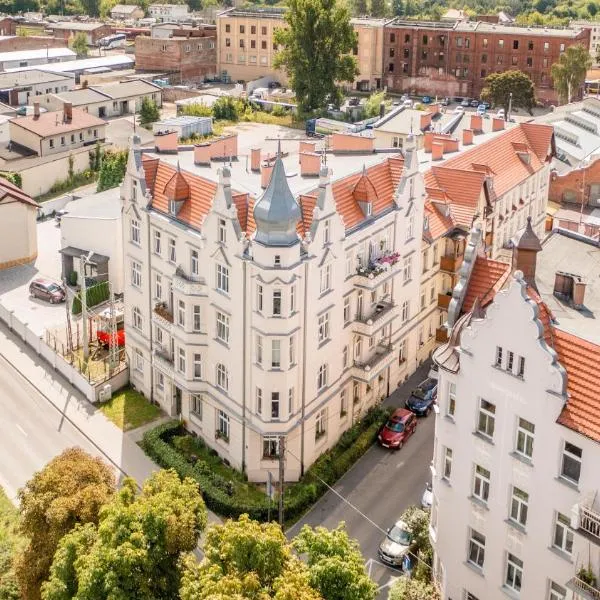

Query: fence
[0,304,129,403]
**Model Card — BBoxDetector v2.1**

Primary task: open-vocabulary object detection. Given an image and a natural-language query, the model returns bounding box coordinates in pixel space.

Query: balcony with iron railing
[153,344,174,375]
[353,252,402,289]
[172,266,205,295]
[573,501,600,544]
[153,301,174,328]
[566,572,600,600]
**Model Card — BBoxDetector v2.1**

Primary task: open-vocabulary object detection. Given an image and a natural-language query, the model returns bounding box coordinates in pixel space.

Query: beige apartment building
[216,7,385,90]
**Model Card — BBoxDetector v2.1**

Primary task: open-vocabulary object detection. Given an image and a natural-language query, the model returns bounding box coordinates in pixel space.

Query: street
[287,363,435,598]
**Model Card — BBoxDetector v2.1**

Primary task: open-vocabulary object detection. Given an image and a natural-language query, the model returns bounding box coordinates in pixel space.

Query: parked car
[378,519,413,568]
[406,378,438,416]
[378,408,417,449]
[454,106,465,114]
[348,96,360,106]
[268,80,281,89]
[461,98,470,107]
[477,104,487,115]
[403,99,413,108]
[470,99,480,107]
[440,97,450,106]
[422,95,432,104]
[428,362,439,380]
[421,482,433,510]
[29,278,66,304]
[482,101,491,109]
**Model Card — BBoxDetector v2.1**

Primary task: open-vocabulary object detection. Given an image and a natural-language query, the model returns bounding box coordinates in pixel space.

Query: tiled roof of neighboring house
[554,328,600,443]
[0,68,72,88]
[463,256,511,312]
[49,22,108,31]
[91,79,161,100]
[11,107,106,137]
[0,176,38,207]
[46,88,111,106]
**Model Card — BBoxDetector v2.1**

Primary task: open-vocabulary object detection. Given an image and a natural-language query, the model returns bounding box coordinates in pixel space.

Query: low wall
[161,87,204,103]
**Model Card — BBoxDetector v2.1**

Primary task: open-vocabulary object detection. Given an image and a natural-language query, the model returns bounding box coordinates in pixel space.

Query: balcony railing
[356,301,395,325]
[567,576,600,600]
[154,302,174,324]
[354,343,394,372]
[437,293,452,310]
[439,254,463,273]
[436,326,448,343]
[355,252,401,279]
[581,505,600,541]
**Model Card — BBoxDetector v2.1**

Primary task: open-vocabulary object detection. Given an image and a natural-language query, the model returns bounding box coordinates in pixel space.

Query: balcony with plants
[354,251,401,288]
[153,301,174,329]
[567,565,600,600]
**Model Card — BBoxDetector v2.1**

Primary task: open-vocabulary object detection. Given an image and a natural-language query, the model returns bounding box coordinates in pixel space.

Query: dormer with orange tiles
[164,164,191,216]
[352,165,379,219]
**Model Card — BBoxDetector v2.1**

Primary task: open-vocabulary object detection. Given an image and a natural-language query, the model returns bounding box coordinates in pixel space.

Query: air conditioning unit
[98,384,112,402]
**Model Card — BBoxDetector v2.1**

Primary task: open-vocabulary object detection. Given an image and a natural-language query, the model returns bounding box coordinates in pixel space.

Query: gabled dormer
[352,165,378,218]
[164,163,190,216]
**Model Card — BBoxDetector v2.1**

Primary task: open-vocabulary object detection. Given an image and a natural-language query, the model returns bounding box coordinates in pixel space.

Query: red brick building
[0,36,67,52]
[549,157,600,208]
[135,25,217,83]
[383,19,590,103]
[0,18,16,36]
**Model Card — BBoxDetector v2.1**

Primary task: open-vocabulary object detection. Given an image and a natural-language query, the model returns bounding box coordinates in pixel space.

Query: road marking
[377,574,402,592]
[15,423,28,437]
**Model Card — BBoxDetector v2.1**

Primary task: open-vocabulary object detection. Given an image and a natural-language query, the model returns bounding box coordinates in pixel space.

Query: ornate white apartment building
[120,132,425,482]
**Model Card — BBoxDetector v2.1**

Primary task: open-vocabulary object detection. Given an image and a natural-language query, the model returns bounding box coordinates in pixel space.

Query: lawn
[0,488,22,600]
[99,387,162,431]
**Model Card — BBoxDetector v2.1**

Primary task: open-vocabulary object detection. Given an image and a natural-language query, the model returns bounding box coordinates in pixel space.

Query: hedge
[141,405,392,522]
[72,281,110,315]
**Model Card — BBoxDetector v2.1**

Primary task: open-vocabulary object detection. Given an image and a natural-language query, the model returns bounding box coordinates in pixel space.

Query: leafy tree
[387,577,439,600]
[212,96,245,120]
[139,96,160,126]
[42,470,207,600]
[392,0,403,16]
[352,0,368,14]
[363,90,388,118]
[70,32,89,57]
[293,523,377,600]
[595,44,600,66]
[274,0,358,113]
[551,44,592,104]
[397,506,433,584]
[80,0,100,16]
[0,489,23,600]
[482,69,535,115]
[370,0,386,16]
[96,149,128,192]
[180,514,320,600]
[14,448,115,600]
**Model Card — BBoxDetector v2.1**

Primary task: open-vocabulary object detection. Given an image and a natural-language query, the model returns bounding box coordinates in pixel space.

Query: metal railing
[581,505,600,540]
[568,576,600,600]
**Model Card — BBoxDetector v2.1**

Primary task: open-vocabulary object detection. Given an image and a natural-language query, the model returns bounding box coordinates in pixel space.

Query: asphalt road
[287,362,435,598]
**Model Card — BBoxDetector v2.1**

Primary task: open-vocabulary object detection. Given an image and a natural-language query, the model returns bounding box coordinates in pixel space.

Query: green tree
[352,0,368,14]
[274,0,358,112]
[363,90,388,118]
[397,506,433,584]
[387,577,439,600]
[80,0,100,16]
[392,0,403,16]
[180,514,320,600]
[370,0,386,16]
[293,523,377,600]
[551,44,592,104]
[139,96,160,126]
[70,32,89,57]
[482,69,535,115]
[42,470,207,600]
[14,449,115,600]
[96,149,128,192]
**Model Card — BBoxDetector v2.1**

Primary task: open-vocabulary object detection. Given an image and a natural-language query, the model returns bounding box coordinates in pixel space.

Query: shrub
[68,271,78,286]
[96,149,128,192]
[72,281,110,315]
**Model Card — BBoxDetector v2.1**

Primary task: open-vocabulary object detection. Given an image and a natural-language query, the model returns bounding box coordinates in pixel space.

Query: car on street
[461,98,470,107]
[482,101,491,109]
[421,95,432,104]
[29,278,66,304]
[470,99,480,107]
[454,106,465,114]
[477,104,487,116]
[403,99,413,108]
[421,482,433,510]
[440,97,450,106]
[405,378,438,416]
[378,519,413,568]
[378,408,417,449]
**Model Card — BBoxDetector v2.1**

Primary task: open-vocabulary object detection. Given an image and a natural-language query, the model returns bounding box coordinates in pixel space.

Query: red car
[378,408,417,450]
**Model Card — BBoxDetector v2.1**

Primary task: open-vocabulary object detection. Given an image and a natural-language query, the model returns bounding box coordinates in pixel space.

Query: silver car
[378,520,412,568]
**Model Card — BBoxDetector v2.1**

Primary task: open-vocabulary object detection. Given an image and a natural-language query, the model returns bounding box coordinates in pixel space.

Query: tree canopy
[14,448,115,600]
[481,69,535,115]
[139,97,161,126]
[42,469,207,600]
[387,577,440,600]
[96,149,128,192]
[551,44,592,104]
[274,0,358,112]
[70,32,89,58]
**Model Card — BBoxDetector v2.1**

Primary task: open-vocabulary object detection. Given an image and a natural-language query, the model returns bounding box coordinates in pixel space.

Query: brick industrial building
[383,19,590,103]
[135,25,217,83]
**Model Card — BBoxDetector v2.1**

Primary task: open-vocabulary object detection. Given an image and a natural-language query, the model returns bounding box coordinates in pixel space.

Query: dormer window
[169,199,178,216]
[365,203,372,217]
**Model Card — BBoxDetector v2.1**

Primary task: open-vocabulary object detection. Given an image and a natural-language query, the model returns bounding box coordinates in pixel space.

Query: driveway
[287,362,434,598]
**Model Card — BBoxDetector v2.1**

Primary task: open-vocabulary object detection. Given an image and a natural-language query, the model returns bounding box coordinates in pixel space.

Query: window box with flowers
[215,430,229,443]
[356,251,401,279]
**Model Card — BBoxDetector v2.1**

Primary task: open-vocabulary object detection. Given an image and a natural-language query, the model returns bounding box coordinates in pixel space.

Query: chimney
[431,140,444,161]
[423,131,434,152]
[299,140,316,157]
[470,114,482,132]
[261,161,273,188]
[462,128,473,145]
[250,146,261,171]
[33,101,40,119]
[300,151,320,176]
[492,117,504,132]
[194,141,212,164]
[511,216,542,289]
[573,279,587,308]
[63,101,72,122]
[379,101,386,119]
[553,271,587,308]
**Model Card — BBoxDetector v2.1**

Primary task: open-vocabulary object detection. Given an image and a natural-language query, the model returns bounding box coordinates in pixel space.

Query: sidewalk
[0,323,221,524]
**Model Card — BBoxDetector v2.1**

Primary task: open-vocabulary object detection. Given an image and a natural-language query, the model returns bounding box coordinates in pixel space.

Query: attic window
[517,151,531,165]
[169,199,183,216]
[274,255,281,267]
[423,215,429,230]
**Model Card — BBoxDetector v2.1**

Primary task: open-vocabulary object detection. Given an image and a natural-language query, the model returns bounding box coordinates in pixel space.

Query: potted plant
[578,566,597,588]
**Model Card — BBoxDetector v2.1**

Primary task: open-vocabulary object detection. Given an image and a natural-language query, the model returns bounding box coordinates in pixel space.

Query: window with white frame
[553,512,573,555]
[153,230,161,255]
[134,348,143,372]
[216,311,230,343]
[177,300,185,327]
[156,370,164,391]
[190,249,199,276]
[548,581,566,600]
[323,219,331,244]
[343,297,351,324]
[256,335,263,365]
[178,347,185,374]
[271,392,280,419]
[218,218,226,243]
[315,408,326,439]
[345,252,352,277]
[263,436,279,458]
[272,289,282,316]
[447,382,456,417]
[507,350,514,372]
[256,387,262,414]
[318,312,330,343]
[256,284,263,312]
[216,264,229,293]
[193,305,201,332]
[477,398,496,439]
[403,255,412,282]
[561,441,582,484]
[131,261,142,287]
[354,336,362,358]
[432,243,439,264]
[340,389,348,416]
[422,249,428,273]
[420,291,426,311]
[131,218,140,245]
[401,300,410,323]
[443,447,452,480]
[168,238,176,263]
[430,284,435,304]
[132,307,142,331]
[406,214,414,240]
[217,410,230,439]
[274,255,281,267]
[271,339,281,368]
[473,464,490,502]
[509,486,529,527]
[191,394,202,418]
[193,353,202,379]
[317,364,328,390]
[515,417,534,459]
[290,284,296,313]
[216,363,228,391]
[320,264,332,293]
[154,273,162,300]
[495,345,503,367]
[504,553,523,593]
[467,529,486,569]
[289,335,296,366]
[517,355,525,377]
[288,387,294,414]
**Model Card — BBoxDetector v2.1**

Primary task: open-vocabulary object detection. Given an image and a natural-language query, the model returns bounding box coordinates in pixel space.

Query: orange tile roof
[0,177,38,207]
[463,256,511,312]
[526,285,555,344]
[12,107,106,137]
[554,328,600,443]
[298,194,317,236]
[164,169,190,202]
[424,200,454,240]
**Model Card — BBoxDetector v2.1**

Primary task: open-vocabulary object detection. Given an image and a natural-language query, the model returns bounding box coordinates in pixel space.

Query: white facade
[120,139,426,482]
[431,273,600,600]
[148,4,189,22]
[571,20,600,65]
[0,47,76,71]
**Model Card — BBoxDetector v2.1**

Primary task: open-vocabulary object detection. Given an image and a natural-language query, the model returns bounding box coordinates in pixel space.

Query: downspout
[300,259,309,476]
[145,200,154,403]
[241,259,247,474]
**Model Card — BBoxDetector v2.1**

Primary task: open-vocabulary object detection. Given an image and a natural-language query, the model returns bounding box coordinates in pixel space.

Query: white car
[421,482,433,510]
[378,520,413,568]
[454,106,465,114]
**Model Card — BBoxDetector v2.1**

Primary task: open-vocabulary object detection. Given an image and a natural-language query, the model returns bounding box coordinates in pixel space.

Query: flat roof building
[0,69,75,106]
[0,47,75,71]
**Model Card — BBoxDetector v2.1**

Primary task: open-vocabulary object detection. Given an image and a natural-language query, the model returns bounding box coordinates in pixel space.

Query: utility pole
[79,256,89,361]
[63,277,73,354]
[278,435,285,526]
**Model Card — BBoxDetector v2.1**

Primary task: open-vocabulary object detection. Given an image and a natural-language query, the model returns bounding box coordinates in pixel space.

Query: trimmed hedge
[141,405,392,522]
[72,281,110,315]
